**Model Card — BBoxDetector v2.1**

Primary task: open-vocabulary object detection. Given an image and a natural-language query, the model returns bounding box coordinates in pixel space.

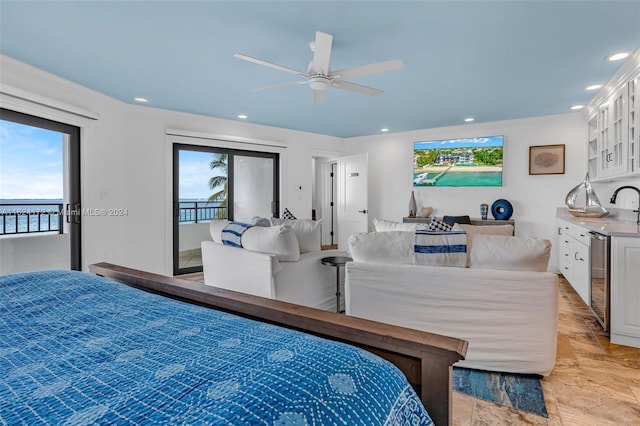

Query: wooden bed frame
[90,263,468,426]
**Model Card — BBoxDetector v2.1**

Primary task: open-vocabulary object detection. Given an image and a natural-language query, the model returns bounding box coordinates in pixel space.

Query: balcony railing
[179,202,227,223]
[0,203,64,235]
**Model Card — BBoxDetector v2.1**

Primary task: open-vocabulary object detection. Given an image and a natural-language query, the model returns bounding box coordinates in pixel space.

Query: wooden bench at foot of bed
[90,263,468,426]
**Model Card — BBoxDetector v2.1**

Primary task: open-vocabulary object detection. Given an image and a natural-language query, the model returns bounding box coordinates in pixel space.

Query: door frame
[172,142,280,275]
[0,108,82,270]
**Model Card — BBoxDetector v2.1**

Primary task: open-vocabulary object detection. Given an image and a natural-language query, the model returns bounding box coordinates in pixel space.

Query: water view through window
[0,120,64,235]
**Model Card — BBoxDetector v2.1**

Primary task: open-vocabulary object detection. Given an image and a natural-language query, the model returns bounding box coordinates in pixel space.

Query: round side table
[321,256,352,313]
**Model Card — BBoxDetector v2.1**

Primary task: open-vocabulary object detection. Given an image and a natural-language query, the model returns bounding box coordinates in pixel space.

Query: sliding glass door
[0,108,81,271]
[173,144,279,275]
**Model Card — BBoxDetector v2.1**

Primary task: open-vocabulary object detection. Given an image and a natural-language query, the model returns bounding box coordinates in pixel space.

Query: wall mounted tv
[413,135,504,187]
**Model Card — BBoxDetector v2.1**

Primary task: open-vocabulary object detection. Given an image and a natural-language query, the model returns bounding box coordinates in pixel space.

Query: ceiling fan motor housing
[308,75,331,91]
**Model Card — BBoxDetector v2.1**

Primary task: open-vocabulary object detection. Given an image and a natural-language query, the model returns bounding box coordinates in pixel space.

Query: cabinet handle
[606,153,613,162]
[557,227,562,235]
[574,252,584,261]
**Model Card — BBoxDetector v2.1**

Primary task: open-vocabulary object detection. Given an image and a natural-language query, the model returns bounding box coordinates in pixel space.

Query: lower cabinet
[557,219,590,305]
[611,236,640,347]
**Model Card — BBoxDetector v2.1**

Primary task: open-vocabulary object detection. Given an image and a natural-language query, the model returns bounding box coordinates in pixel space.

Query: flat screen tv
[413,135,503,187]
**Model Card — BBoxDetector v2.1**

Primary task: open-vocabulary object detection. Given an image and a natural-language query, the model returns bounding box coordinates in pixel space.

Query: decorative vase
[408,191,417,218]
[480,203,488,220]
[565,173,609,217]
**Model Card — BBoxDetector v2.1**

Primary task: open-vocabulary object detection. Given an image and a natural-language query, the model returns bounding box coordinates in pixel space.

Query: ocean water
[413,171,502,187]
[0,199,64,234]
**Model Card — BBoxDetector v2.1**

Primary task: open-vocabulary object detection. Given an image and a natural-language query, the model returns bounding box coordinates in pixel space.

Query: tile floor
[177,272,640,425]
[452,277,640,425]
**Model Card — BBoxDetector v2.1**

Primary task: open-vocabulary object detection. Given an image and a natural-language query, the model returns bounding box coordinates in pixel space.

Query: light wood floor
[177,273,640,424]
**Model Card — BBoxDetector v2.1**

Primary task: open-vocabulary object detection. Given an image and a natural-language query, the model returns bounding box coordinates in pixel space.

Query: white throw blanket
[413,230,467,267]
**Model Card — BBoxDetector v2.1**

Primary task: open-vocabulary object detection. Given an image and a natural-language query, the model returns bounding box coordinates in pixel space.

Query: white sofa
[345,228,559,376]
[202,219,348,311]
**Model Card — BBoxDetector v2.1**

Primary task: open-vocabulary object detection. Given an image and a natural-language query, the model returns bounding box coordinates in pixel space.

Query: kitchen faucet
[609,185,640,224]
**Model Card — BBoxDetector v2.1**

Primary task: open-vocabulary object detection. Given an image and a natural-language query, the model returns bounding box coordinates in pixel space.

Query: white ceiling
[1,1,639,138]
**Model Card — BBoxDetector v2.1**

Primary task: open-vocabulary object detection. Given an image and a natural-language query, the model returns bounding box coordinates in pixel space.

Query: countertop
[557,208,640,238]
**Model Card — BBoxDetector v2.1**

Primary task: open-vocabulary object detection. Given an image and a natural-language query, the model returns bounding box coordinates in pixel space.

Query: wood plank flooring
[177,273,640,424]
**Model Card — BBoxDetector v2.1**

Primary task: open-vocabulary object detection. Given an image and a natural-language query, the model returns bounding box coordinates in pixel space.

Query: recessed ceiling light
[380,128,389,132]
[569,104,585,110]
[606,52,631,62]
[585,84,603,91]
[133,97,149,103]
[237,114,248,119]
[464,117,474,122]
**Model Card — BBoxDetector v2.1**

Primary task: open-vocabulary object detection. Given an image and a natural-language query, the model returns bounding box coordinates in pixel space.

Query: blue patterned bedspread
[0,270,432,425]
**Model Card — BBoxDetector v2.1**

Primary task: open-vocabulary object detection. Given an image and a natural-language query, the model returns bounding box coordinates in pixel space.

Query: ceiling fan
[234,31,404,105]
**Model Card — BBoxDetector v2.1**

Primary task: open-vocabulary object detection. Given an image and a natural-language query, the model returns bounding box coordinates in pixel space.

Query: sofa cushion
[210,219,300,261]
[470,234,551,272]
[348,231,414,265]
[269,217,321,253]
[373,218,421,232]
[452,223,514,236]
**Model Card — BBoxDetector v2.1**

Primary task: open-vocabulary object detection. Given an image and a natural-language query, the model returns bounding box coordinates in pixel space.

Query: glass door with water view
[174,145,279,275]
[0,109,81,272]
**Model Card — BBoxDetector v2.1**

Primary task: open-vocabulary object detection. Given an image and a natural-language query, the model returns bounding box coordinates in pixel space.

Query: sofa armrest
[273,249,349,311]
[201,240,278,299]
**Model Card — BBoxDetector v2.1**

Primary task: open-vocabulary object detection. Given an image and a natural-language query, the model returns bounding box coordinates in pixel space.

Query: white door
[337,153,368,251]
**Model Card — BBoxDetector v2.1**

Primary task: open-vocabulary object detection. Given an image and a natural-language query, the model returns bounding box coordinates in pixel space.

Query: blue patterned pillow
[427,217,452,232]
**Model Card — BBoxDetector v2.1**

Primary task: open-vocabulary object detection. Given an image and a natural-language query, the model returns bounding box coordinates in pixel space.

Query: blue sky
[0,120,63,199]
[414,135,504,150]
[179,150,224,200]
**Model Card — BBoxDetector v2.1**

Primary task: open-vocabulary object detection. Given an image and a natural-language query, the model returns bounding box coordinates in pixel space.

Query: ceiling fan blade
[312,89,324,105]
[234,53,308,76]
[310,31,333,75]
[332,59,404,80]
[332,80,383,96]
[253,80,307,93]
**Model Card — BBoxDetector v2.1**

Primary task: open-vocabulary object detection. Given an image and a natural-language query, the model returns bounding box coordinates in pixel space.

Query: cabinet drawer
[568,225,591,246]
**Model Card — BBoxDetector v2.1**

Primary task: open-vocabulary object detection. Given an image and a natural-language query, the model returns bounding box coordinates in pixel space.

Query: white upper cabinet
[587,50,640,182]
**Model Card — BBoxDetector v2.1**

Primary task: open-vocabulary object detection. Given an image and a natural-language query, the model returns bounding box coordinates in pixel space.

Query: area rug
[452,367,548,417]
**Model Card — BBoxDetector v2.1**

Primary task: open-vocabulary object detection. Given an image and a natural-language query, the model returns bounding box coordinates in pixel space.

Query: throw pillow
[282,208,297,220]
[442,215,472,226]
[210,219,300,261]
[269,217,322,253]
[413,230,467,268]
[426,217,452,232]
[451,223,515,265]
[251,216,271,227]
[373,218,422,232]
[470,234,551,272]
[242,224,300,262]
[348,231,414,265]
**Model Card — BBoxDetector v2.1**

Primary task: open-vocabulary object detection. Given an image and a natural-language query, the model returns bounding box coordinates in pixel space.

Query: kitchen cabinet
[610,236,640,347]
[589,71,640,181]
[557,218,590,305]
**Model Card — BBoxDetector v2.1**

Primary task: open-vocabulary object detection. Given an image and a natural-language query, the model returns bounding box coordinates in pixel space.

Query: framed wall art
[529,144,565,175]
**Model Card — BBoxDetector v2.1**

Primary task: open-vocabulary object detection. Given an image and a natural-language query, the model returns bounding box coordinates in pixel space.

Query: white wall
[2,55,637,276]
[1,55,344,275]
[344,113,639,272]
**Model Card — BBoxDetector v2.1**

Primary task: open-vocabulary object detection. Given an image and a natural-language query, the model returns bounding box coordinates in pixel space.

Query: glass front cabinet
[588,69,640,182]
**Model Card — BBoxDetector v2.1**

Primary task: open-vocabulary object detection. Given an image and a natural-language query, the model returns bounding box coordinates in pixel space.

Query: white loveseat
[345,228,559,376]
[202,219,348,311]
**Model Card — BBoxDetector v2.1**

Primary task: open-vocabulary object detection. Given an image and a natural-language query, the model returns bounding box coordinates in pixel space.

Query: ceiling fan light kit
[234,31,404,104]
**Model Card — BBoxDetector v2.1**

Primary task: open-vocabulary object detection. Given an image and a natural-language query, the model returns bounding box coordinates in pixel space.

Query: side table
[321,256,352,313]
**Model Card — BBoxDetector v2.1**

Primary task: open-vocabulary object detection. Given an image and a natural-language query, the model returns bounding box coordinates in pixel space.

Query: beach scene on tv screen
[413,136,503,187]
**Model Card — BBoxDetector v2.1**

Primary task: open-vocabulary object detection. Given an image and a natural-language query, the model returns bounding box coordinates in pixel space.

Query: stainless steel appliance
[589,231,610,332]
